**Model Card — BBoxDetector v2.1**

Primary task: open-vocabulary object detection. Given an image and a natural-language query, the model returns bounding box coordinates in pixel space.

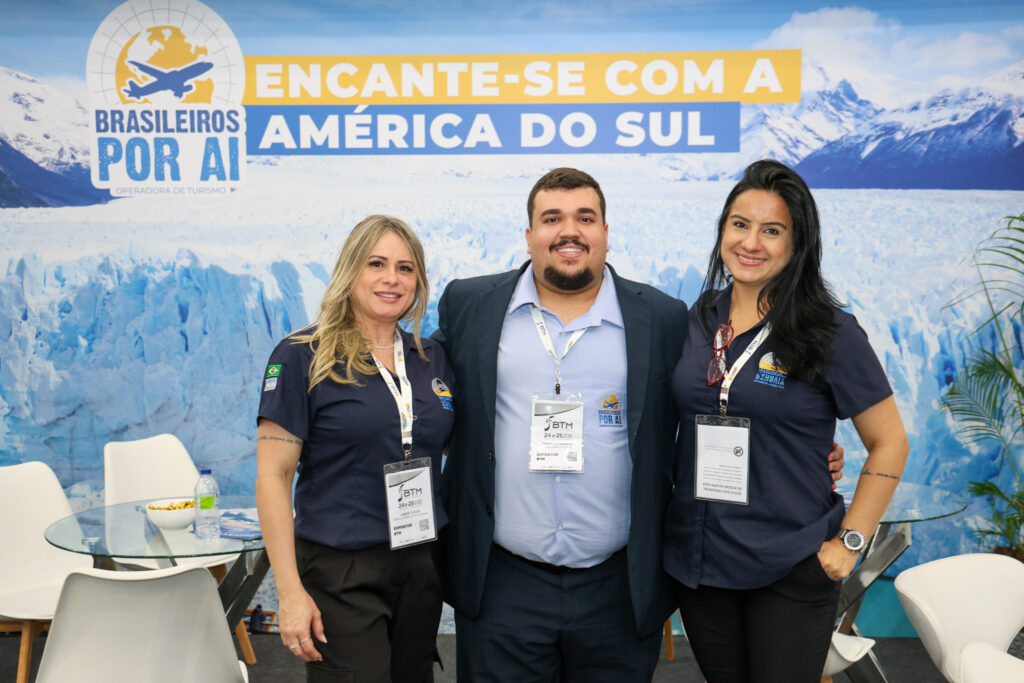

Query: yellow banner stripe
[244,50,800,105]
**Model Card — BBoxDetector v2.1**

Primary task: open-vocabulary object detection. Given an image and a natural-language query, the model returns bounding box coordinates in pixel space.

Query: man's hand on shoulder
[828,441,844,490]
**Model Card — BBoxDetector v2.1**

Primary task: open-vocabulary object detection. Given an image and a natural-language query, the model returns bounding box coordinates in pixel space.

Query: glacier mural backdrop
[1,0,1023,632]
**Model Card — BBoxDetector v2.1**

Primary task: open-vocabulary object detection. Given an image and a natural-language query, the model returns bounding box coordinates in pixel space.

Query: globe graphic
[116,26,214,105]
[86,0,245,108]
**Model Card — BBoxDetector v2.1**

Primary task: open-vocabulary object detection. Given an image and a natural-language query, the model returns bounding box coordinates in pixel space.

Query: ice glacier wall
[1,159,1022,576]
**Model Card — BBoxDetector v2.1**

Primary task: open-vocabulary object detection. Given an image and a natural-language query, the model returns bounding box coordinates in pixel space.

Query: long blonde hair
[291,215,429,391]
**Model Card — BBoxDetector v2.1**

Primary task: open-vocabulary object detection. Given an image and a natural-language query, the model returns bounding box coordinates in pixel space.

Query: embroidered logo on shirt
[263,377,278,391]
[432,378,454,411]
[598,392,624,427]
[265,364,281,378]
[753,353,787,389]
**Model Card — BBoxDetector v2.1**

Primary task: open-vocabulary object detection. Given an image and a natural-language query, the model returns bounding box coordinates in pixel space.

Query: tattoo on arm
[861,468,899,481]
[258,435,302,446]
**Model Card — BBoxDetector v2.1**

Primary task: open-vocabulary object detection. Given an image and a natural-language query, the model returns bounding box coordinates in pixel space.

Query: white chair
[103,433,257,664]
[895,552,1024,682]
[104,433,200,506]
[823,631,876,677]
[960,641,1024,683]
[35,564,248,683]
[0,462,91,683]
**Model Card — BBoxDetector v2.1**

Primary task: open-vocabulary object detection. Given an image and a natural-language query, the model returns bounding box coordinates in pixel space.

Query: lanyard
[530,305,586,395]
[370,329,415,460]
[717,323,771,417]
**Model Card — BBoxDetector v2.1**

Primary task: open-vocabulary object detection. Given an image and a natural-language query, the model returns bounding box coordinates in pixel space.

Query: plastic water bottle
[194,468,221,540]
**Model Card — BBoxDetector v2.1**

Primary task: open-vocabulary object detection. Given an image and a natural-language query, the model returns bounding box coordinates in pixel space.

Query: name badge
[529,396,584,473]
[383,457,437,549]
[695,414,750,505]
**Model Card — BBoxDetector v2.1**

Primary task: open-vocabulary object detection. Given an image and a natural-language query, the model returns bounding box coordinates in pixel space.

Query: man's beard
[544,264,595,291]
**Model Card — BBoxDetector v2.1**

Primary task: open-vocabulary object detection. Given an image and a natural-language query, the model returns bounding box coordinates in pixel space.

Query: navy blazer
[434,262,688,637]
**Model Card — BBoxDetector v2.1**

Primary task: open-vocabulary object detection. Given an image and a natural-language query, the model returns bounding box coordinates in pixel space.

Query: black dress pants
[673,553,840,683]
[296,539,443,683]
[454,544,662,682]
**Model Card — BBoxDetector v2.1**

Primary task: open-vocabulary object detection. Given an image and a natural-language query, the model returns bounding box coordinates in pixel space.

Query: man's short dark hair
[527,167,606,225]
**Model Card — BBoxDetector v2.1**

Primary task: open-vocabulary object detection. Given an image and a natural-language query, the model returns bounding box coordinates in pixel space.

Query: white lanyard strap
[718,323,771,417]
[371,329,415,460]
[530,305,586,395]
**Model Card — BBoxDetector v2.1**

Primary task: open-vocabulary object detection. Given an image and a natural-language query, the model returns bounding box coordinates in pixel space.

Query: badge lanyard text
[371,329,414,460]
[531,305,587,395]
[717,323,771,416]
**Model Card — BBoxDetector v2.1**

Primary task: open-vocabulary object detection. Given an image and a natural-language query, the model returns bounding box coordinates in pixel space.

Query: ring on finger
[299,637,310,645]
[289,644,301,650]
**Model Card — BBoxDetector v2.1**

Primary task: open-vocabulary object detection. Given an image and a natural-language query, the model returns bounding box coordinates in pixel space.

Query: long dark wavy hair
[699,159,843,380]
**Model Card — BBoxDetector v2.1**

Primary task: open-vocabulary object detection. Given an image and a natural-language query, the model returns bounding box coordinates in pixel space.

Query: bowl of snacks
[145,498,196,530]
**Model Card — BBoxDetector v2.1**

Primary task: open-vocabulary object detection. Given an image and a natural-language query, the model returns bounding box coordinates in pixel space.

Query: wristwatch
[837,528,866,553]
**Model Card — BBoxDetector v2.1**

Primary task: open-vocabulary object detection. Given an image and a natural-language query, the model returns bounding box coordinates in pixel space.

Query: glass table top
[837,480,968,524]
[45,495,264,559]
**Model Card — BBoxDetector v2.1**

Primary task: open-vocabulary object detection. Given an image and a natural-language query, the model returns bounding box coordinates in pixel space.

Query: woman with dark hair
[662,160,909,682]
[256,215,455,682]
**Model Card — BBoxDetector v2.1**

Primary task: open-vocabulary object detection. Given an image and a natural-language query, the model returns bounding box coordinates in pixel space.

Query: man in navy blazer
[434,168,688,681]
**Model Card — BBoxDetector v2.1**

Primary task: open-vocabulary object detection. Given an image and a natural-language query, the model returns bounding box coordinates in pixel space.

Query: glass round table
[45,495,264,563]
[839,480,969,525]
[45,495,268,647]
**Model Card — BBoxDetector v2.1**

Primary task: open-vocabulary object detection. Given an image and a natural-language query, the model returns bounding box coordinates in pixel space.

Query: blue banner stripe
[245,103,739,155]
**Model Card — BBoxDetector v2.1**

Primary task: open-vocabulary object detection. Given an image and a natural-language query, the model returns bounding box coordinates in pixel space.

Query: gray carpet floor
[2,629,954,682]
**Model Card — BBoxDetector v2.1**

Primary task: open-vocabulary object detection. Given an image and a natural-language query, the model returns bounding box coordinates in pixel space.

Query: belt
[494,544,624,575]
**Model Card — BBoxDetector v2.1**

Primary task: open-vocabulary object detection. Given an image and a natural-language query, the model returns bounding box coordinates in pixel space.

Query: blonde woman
[256,215,455,682]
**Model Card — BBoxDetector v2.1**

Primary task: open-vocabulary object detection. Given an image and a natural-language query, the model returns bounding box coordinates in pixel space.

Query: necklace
[370,342,395,349]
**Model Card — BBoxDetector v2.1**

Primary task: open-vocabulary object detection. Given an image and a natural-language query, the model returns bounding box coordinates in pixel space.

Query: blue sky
[1,0,1021,106]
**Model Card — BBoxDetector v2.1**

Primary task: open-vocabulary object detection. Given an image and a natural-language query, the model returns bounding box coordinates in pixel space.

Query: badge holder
[694,414,751,505]
[528,392,585,473]
[383,457,437,549]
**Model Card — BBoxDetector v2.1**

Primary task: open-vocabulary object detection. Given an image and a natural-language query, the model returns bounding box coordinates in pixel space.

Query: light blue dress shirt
[493,265,631,568]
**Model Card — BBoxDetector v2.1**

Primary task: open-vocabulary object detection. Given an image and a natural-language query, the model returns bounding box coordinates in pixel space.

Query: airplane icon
[122,60,214,100]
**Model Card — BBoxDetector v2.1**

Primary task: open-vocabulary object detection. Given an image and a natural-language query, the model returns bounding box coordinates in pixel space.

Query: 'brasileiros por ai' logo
[86,0,246,196]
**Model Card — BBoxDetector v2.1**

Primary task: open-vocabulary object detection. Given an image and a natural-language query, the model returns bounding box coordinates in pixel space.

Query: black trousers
[673,553,840,683]
[296,538,443,683]
[454,544,662,683]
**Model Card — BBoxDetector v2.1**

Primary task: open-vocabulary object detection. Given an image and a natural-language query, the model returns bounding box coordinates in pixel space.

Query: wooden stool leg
[17,621,45,683]
[235,620,257,665]
[664,618,675,662]
[208,563,227,582]
[208,563,257,665]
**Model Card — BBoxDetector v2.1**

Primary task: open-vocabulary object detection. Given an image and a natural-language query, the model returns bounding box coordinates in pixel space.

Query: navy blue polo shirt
[663,289,892,590]
[258,329,455,551]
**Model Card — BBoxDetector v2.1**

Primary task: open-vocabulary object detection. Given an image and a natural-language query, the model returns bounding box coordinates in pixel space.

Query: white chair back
[104,433,199,504]
[35,565,248,683]
[895,552,1024,682]
[0,462,90,619]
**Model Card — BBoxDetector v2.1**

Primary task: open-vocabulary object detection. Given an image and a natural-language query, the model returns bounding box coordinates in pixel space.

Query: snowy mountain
[0,67,109,207]
[658,63,883,181]
[796,59,1024,189]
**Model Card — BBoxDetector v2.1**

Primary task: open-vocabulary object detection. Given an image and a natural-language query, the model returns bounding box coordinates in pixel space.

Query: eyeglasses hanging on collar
[706,320,734,387]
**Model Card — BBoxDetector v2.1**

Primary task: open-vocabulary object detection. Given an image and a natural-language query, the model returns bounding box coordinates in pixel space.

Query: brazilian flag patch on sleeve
[265,364,282,379]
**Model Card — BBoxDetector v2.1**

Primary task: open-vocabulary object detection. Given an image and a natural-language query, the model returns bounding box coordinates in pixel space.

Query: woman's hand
[816,538,859,581]
[278,588,326,662]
